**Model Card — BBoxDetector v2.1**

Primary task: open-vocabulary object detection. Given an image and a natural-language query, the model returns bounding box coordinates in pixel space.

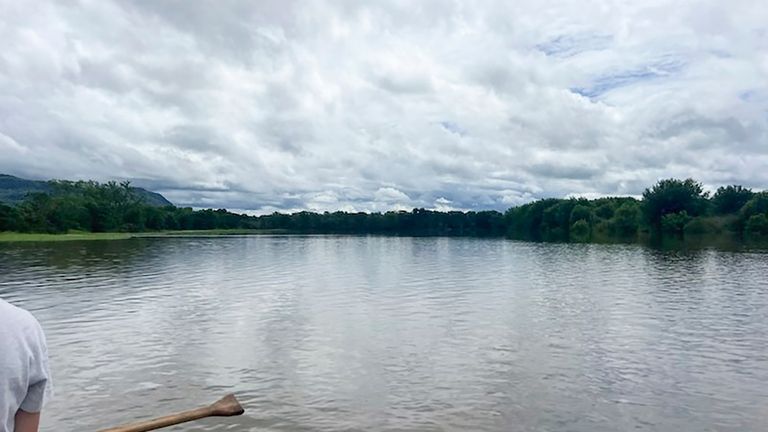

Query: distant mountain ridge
[0,174,173,207]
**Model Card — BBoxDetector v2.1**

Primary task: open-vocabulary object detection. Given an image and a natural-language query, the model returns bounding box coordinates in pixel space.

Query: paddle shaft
[98,394,244,432]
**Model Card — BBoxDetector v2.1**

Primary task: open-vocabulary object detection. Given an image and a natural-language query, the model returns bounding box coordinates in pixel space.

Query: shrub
[570,219,590,241]
[745,214,768,237]
[612,202,640,237]
[661,211,692,235]
[683,217,723,236]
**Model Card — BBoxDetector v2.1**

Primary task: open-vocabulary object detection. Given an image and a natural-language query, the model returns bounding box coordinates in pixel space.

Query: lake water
[1,236,767,431]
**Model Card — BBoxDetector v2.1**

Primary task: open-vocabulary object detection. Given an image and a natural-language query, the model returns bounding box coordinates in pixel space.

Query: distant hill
[0,174,173,207]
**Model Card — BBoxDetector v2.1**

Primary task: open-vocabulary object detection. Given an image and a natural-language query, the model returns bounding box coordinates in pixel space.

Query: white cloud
[1,0,766,211]
[374,187,409,203]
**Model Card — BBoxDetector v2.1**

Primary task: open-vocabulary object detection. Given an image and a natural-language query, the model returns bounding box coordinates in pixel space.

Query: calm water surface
[1,236,767,431]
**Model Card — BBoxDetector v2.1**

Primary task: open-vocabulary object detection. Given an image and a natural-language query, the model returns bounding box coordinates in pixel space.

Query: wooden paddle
[98,393,245,432]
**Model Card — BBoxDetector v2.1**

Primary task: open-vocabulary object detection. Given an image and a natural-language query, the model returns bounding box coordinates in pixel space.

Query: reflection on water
[1,236,767,431]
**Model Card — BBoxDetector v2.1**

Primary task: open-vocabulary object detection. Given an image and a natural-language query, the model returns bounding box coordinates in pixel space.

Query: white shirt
[0,299,52,432]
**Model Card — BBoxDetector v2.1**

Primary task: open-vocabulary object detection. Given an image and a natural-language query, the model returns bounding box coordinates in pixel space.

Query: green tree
[745,214,768,237]
[0,203,22,231]
[570,219,590,241]
[661,211,692,235]
[642,179,708,231]
[541,200,577,240]
[739,192,768,220]
[738,192,768,235]
[711,185,753,215]
[47,196,90,231]
[569,204,592,225]
[18,193,55,232]
[594,203,614,220]
[505,198,559,240]
[612,202,640,237]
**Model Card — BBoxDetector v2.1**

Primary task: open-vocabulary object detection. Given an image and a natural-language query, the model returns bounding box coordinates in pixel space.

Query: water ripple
[1,237,767,431]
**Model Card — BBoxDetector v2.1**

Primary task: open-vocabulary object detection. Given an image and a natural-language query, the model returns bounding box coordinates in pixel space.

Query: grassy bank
[0,229,289,242]
[0,232,133,242]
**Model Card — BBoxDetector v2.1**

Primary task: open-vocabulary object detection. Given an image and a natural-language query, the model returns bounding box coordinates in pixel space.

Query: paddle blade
[209,394,245,417]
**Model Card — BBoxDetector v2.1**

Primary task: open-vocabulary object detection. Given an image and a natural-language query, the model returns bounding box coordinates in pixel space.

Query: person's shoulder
[0,299,43,332]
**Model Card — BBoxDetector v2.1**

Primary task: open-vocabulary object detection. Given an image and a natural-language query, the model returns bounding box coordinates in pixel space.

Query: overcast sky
[1,1,766,213]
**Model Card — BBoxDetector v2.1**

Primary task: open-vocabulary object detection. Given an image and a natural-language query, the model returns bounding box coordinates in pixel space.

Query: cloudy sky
[1,1,766,213]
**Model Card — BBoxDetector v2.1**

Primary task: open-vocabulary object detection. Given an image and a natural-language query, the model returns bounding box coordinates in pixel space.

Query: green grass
[0,229,290,242]
[0,231,132,242]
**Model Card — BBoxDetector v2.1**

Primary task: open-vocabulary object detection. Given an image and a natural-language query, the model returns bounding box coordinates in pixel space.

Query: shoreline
[0,229,287,242]
[1,230,765,252]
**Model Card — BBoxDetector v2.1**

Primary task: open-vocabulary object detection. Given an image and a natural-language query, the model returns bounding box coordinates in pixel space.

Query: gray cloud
[1,0,767,213]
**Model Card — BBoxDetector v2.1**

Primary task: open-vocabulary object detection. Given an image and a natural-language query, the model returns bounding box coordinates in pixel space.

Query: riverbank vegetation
[0,232,133,242]
[1,178,766,243]
[507,180,767,242]
[0,230,288,242]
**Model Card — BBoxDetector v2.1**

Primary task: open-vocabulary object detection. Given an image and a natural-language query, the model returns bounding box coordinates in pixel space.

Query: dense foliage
[0,180,506,236]
[641,178,709,230]
[505,179,767,242]
[1,178,767,242]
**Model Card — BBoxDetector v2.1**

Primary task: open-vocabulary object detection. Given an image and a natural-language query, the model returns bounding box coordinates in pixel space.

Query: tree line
[1,178,767,241]
[506,180,767,242]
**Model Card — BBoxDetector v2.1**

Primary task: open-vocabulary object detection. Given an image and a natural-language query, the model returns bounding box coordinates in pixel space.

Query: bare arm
[14,410,41,432]
[16,311,51,432]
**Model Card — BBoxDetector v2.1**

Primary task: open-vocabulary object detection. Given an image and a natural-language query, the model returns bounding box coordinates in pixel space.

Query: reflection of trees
[0,238,153,272]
